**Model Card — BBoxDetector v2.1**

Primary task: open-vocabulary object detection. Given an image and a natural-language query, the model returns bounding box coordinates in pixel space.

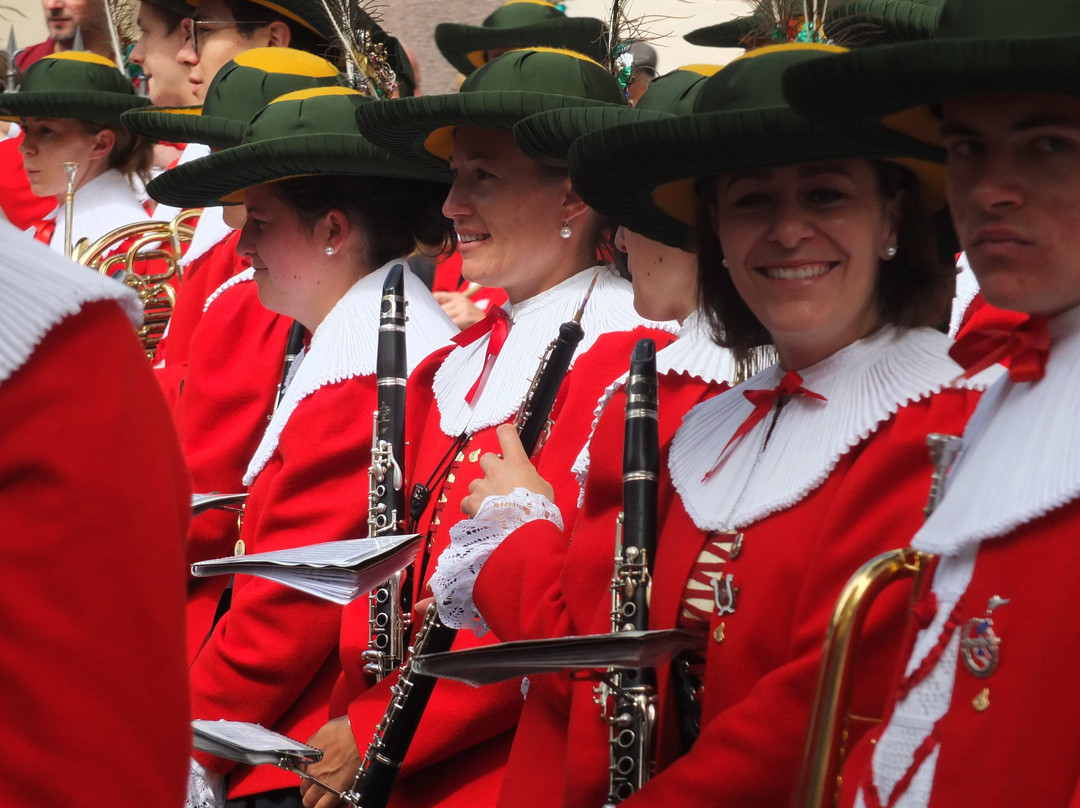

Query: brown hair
[79,120,154,187]
[223,0,325,56]
[272,174,456,269]
[696,159,954,363]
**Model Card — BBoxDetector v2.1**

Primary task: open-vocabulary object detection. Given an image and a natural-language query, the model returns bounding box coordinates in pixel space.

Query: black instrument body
[349,309,587,807]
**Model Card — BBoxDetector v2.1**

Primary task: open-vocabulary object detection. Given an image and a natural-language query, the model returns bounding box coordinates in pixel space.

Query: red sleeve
[190,378,373,786]
[0,301,191,808]
[618,390,982,808]
[0,135,56,231]
[175,279,292,661]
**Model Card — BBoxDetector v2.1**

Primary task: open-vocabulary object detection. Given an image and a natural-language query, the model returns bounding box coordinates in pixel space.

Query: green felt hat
[568,43,946,249]
[782,0,1080,146]
[146,86,451,208]
[121,48,341,147]
[353,47,627,167]
[0,52,150,124]
[181,0,331,41]
[685,0,944,49]
[435,1,607,76]
[514,63,722,166]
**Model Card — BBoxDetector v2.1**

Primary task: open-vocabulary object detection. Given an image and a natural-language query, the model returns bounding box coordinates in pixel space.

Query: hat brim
[435,18,607,75]
[569,107,946,250]
[514,106,670,166]
[783,35,1080,145]
[146,133,452,208]
[354,91,623,166]
[0,92,151,125]
[121,107,248,149]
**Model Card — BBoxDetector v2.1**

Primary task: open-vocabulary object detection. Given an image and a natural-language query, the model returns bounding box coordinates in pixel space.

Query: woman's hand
[434,291,486,329]
[300,716,362,808]
[460,423,554,517]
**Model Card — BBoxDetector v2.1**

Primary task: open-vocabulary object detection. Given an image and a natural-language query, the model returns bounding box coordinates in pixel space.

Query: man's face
[42,0,106,44]
[943,93,1080,317]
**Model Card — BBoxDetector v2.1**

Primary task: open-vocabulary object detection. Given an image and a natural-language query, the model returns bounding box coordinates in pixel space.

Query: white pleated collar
[915,305,1080,554]
[0,220,140,386]
[150,142,208,225]
[41,169,149,256]
[183,201,232,267]
[669,326,994,532]
[204,266,255,313]
[431,266,677,437]
[244,260,456,484]
[570,310,738,494]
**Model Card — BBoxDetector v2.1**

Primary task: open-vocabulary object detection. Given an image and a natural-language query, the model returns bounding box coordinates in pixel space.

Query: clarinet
[276,320,307,411]
[362,265,411,681]
[599,339,660,806]
[346,278,593,808]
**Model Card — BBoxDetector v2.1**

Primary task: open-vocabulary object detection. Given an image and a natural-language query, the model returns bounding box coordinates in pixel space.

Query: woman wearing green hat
[426,41,994,808]
[2,51,154,256]
[147,86,457,808]
[779,1,1080,805]
[300,47,676,808]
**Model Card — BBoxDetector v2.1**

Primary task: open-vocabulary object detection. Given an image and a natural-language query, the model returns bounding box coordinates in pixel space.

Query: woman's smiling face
[711,159,899,369]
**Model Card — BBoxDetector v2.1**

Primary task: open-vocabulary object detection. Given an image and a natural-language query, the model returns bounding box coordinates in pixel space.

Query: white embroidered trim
[570,310,738,503]
[0,220,141,387]
[430,488,564,636]
[39,168,150,256]
[915,304,1080,554]
[948,253,980,338]
[243,260,455,485]
[863,544,977,808]
[431,266,678,437]
[185,758,225,808]
[203,267,255,313]
[183,202,233,268]
[669,327,994,532]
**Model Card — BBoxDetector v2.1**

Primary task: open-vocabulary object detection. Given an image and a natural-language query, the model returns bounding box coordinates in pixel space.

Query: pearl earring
[560,220,572,239]
[325,245,335,256]
[722,258,729,269]
[885,245,897,259]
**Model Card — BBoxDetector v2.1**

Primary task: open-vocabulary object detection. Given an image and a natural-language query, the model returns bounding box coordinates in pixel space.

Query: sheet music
[192,719,323,767]
[190,534,422,604]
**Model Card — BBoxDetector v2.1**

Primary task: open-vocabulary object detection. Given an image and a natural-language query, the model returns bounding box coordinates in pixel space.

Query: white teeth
[763,263,833,280]
[459,234,489,244]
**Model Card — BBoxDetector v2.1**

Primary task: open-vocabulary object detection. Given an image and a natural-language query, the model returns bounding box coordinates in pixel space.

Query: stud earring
[722,258,729,269]
[325,245,335,256]
[885,245,897,259]
[560,220,572,239]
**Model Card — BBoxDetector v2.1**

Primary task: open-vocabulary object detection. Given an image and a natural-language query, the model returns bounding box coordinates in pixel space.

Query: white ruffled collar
[41,169,149,256]
[915,304,1080,554]
[150,142,209,225]
[431,266,677,437]
[0,220,141,386]
[570,310,738,493]
[182,201,232,267]
[669,326,992,532]
[204,266,254,312]
[244,260,456,484]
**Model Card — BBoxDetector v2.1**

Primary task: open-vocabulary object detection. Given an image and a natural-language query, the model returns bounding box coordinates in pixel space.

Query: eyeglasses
[185,18,272,54]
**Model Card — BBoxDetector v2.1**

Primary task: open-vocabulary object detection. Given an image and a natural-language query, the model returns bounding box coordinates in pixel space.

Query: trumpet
[793,433,961,808]
[62,161,78,258]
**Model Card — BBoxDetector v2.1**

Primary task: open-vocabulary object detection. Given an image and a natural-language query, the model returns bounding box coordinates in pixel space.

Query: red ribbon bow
[702,369,827,481]
[451,306,510,405]
[31,219,56,246]
[949,316,1050,383]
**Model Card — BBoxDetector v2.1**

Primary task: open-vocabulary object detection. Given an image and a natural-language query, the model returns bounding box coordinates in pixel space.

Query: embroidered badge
[712,574,738,617]
[960,595,1008,679]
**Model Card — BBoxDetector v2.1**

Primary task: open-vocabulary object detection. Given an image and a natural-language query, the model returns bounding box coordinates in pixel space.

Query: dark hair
[79,120,154,185]
[696,159,954,363]
[272,174,456,268]
[536,161,622,272]
[143,0,185,35]
[223,0,325,56]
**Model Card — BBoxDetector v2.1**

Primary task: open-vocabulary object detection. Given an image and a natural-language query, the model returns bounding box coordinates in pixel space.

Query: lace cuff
[185,759,225,808]
[430,488,563,636]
